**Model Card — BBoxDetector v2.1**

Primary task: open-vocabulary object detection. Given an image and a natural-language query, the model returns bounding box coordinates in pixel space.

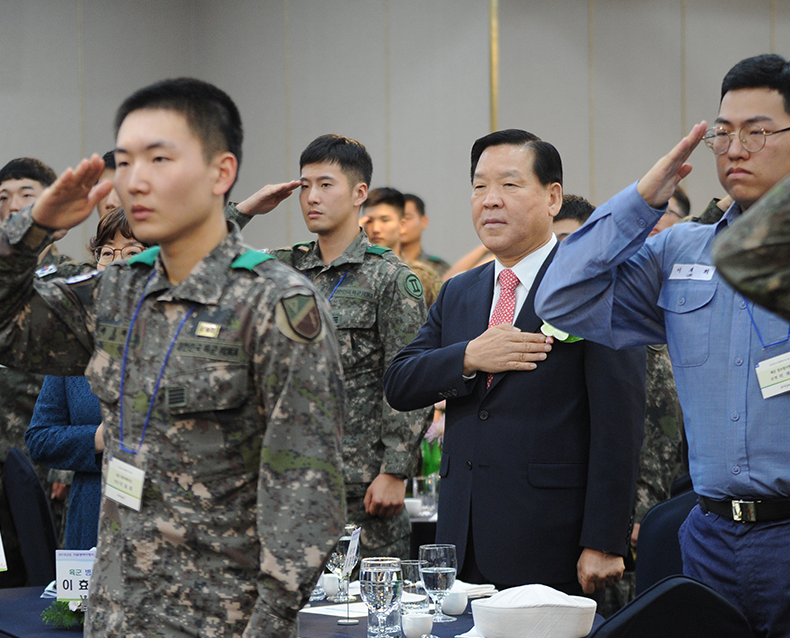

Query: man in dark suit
[384,129,645,596]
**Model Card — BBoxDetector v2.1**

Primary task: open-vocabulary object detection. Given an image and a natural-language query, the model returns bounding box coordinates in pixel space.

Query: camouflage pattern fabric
[268,231,429,557]
[713,173,790,321]
[417,249,451,279]
[405,258,442,309]
[633,344,684,523]
[0,209,346,637]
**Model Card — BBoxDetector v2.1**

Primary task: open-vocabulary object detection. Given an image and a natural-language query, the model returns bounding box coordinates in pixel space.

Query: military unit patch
[280,294,322,341]
[398,271,424,300]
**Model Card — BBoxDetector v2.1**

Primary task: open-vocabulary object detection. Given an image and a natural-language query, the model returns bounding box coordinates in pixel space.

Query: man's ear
[352,182,369,208]
[547,183,563,219]
[212,152,238,198]
[421,215,429,230]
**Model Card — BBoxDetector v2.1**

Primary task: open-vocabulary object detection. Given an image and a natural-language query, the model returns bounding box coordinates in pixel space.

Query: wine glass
[359,557,403,638]
[326,523,358,602]
[419,544,457,623]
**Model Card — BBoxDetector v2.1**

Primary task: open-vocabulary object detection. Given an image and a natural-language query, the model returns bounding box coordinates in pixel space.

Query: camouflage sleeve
[377,263,429,478]
[0,207,95,376]
[713,173,790,321]
[245,282,346,635]
[224,202,253,232]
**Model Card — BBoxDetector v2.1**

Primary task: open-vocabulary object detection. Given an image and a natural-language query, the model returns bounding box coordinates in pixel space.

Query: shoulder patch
[231,250,274,271]
[65,270,101,285]
[127,246,160,266]
[35,264,59,279]
[397,269,424,300]
[276,293,323,342]
[366,245,391,256]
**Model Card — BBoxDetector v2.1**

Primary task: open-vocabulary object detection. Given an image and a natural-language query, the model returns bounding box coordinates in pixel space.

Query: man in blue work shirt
[535,54,790,638]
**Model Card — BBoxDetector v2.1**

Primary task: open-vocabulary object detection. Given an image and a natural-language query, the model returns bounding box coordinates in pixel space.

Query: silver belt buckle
[732,500,757,523]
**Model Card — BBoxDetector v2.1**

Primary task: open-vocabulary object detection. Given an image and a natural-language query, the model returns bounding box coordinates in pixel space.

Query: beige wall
[2,0,789,262]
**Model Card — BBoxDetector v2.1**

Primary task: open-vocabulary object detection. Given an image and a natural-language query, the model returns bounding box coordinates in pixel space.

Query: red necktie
[487,268,520,388]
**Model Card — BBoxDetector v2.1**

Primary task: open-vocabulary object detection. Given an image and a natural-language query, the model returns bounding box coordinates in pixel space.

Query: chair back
[2,448,57,585]
[635,489,697,595]
[591,575,752,638]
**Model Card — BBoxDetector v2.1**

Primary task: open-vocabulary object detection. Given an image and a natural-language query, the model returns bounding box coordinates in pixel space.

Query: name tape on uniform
[668,264,716,281]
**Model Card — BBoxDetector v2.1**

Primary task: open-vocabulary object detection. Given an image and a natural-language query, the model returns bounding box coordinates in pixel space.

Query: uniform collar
[299,230,370,271]
[141,223,247,305]
[717,201,743,235]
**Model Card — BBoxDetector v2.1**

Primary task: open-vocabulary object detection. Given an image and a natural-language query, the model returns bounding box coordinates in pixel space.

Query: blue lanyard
[327,270,349,302]
[743,295,790,349]
[119,271,196,454]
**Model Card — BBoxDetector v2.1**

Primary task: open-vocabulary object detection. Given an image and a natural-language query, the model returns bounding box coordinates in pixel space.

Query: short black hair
[470,129,562,187]
[671,185,691,217]
[114,77,243,174]
[721,54,790,115]
[404,193,425,216]
[0,158,57,188]
[300,134,373,187]
[364,187,405,218]
[102,150,116,170]
[555,194,594,224]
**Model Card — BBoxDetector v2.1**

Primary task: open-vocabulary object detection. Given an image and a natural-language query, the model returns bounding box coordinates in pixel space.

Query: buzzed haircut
[672,185,691,217]
[404,193,425,216]
[555,194,595,225]
[102,150,116,170]
[0,157,57,188]
[300,134,373,187]
[721,54,790,115]
[470,129,563,187]
[114,77,243,171]
[89,207,140,252]
[364,187,405,218]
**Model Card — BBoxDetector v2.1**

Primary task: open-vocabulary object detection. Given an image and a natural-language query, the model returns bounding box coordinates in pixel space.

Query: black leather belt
[698,495,790,523]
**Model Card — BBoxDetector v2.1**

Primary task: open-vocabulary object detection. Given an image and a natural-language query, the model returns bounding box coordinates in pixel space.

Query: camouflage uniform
[0,208,346,638]
[713,174,790,321]
[267,230,428,560]
[603,343,684,616]
[417,249,451,279]
[405,258,442,309]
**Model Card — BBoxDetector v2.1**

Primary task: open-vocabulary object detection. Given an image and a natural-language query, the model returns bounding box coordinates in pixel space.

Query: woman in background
[25,207,144,550]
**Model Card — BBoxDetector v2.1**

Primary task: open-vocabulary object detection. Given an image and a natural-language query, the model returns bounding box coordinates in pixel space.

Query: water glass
[412,475,438,517]
[360,557,403,638]
[419,544,456,623]
[400,560,430,615]
[327,523,358,602]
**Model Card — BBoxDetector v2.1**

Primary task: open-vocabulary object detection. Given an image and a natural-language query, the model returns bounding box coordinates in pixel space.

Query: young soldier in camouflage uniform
[0,78,346,637]
[231,135,428,560]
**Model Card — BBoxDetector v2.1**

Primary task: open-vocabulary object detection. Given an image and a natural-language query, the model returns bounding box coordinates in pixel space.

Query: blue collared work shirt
[535,182,790,501]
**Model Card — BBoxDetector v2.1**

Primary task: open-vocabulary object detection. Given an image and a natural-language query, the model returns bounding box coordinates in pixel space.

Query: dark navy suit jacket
[384,247,645,586]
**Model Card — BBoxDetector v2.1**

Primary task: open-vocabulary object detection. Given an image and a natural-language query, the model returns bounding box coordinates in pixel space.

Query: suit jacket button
[451,389,458,397]
[479,410,489,420]
[466,460,473,470]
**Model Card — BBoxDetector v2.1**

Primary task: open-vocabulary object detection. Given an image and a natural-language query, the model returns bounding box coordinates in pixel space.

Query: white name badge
[755,351,790,399]
[56,549,96,602]
[105,455,146,511]
[0,524,7,572]
[343,528,361,577]
[669,264,716,281]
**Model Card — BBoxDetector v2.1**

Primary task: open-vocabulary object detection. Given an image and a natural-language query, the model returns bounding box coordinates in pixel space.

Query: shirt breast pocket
[657,280,717,367]
[164,362,250,416]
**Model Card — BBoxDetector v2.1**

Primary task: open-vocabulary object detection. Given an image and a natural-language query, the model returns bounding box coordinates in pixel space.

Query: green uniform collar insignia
[127,246,160,266]
[231,250,274,271]
[366,245,391,256]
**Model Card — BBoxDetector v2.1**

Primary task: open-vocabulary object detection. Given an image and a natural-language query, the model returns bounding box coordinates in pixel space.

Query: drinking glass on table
[419,544,457,623]
[360,558,403,638]
[326,523,358,602]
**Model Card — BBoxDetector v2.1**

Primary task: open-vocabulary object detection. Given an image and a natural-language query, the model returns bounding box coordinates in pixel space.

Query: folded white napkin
[468,584,596,638]
[451,579,498,598]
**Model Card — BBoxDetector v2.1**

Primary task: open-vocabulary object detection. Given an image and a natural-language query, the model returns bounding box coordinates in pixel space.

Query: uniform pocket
[658,280,717,367]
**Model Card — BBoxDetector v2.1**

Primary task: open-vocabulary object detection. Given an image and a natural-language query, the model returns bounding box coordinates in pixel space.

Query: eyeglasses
[703,123,790,155]
[93,245,143,265]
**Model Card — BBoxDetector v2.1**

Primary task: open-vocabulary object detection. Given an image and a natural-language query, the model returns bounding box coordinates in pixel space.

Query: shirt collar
[716,201,742,236]
[493,235,557,291]
[298,230,370,271]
